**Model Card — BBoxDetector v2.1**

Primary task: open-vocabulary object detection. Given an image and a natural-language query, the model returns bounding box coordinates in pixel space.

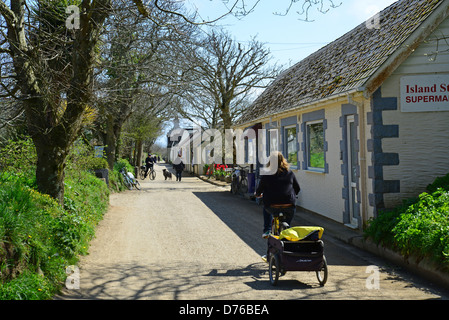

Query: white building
[234,0,449,229]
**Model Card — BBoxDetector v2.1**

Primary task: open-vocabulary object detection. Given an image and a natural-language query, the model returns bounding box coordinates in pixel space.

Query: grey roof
[237,0,444,125]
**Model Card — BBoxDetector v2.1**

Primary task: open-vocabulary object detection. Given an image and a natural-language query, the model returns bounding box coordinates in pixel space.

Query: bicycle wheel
[268,253,280,286]
[139,168,145,180]
[316,256,328,286]
[123,176,133,190]
[239,177,248,194]
[150,169,156,180]
[231,179,238,194]
[133,180,141,190]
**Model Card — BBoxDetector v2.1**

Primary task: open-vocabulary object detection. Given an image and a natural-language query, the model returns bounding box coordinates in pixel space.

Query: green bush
[0,162,109,300]
[0,170,109,299]
[0,173,67,297]
[0,138,36,173]
[426,173,449,193]
[114,158,134,172]
[0,271,54,300]
[364,196,418,248]
[0,139,133,299]
[62,171,109,257]
[365,174,449,270]
[66,140,109,182]
[392,190,449,266]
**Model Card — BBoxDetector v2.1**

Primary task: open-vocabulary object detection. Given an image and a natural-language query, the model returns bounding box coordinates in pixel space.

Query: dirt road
[58,163,449,300]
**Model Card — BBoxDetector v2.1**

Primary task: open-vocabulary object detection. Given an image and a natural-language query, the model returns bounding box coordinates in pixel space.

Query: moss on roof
[237,0,443,125]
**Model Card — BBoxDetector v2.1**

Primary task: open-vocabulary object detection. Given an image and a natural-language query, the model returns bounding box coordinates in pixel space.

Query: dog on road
[162,169,173,180]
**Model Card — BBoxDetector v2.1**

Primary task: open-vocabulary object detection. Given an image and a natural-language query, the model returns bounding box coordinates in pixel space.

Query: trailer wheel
[269,253,280,286]
[316,255,328,286]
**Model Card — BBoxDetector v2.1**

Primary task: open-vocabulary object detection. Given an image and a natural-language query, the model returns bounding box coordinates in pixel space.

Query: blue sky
[156,0,398,145]
[188,0,398,67]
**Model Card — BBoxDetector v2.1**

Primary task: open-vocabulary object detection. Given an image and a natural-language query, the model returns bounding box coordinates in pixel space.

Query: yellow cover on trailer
[279,226,324,241]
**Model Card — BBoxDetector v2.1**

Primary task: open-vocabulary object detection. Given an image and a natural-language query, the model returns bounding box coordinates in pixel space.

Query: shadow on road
[193,190,267,257]
[192,190,369,268]
[57,260,327,300]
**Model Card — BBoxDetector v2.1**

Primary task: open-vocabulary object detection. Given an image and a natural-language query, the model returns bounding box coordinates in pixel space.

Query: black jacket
[256,170,300,207]
[145,156,154,166]
[173,160,185,172]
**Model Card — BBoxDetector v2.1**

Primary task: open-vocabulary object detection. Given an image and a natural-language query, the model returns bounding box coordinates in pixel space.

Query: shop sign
[400,74,449,112]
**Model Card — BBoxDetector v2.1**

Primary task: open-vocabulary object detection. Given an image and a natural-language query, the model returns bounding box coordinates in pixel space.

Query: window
[269,129,279,154]
[244,136,256,165]
[306,121,325,170]
[285,126,298,168]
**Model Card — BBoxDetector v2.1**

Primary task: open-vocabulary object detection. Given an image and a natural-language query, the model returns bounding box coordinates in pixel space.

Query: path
[57,163,449,300]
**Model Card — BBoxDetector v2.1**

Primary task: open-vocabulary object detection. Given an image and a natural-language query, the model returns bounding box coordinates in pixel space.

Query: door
[347,115,359,228]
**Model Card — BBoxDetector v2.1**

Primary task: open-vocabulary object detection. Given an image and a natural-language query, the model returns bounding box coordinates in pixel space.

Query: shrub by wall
[365,174,449,271]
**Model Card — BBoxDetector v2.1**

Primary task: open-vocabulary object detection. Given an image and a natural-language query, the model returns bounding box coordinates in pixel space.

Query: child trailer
[267,226,328,286]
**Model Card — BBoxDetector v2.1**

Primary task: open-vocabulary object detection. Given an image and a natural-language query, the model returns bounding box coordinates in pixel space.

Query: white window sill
[305,168,326,174]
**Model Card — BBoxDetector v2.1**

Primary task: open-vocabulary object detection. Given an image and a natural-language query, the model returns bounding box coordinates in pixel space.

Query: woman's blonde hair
[267,151,289,175]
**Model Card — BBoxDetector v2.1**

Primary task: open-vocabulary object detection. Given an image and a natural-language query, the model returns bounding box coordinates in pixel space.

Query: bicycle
[270,208,292,237]
[230,165,248,195]
[120,168,141,190]
[139,164,156,180]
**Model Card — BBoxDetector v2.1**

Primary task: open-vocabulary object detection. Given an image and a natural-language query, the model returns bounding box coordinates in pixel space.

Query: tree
[122,93,169,166]
[97,0,198,169]
[181,30,281,130]
[0,0,111,204]
[0,0,340,203]
[133,0,341,24]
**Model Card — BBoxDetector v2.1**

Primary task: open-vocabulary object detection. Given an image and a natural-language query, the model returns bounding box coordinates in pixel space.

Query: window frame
[284,124,298,169]
[305,119,326,173]
[269,129,279,154]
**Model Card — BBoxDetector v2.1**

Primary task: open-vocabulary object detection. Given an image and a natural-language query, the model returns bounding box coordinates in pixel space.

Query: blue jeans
[263,206,295,233]
[176,171,182,181]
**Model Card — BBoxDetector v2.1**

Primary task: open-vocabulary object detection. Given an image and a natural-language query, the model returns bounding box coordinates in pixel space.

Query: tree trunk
[136,139,143,167]
[34,141,68,204]
[105,115,121,170]
[220,101,233,164]
[220,99,232,130]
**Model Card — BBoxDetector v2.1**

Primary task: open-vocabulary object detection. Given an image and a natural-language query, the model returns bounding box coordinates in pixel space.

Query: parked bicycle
[139,164,156,180]
[230,165,248,195]
[120,167,141,190]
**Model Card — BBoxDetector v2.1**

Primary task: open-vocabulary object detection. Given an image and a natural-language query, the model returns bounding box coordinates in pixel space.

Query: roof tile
[237,0,443,125]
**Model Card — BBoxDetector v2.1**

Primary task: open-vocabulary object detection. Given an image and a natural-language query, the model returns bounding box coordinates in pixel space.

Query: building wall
[262,100,351,224]
[378,17,449,208]
[233,13,449,226]
[359,97,376,222]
